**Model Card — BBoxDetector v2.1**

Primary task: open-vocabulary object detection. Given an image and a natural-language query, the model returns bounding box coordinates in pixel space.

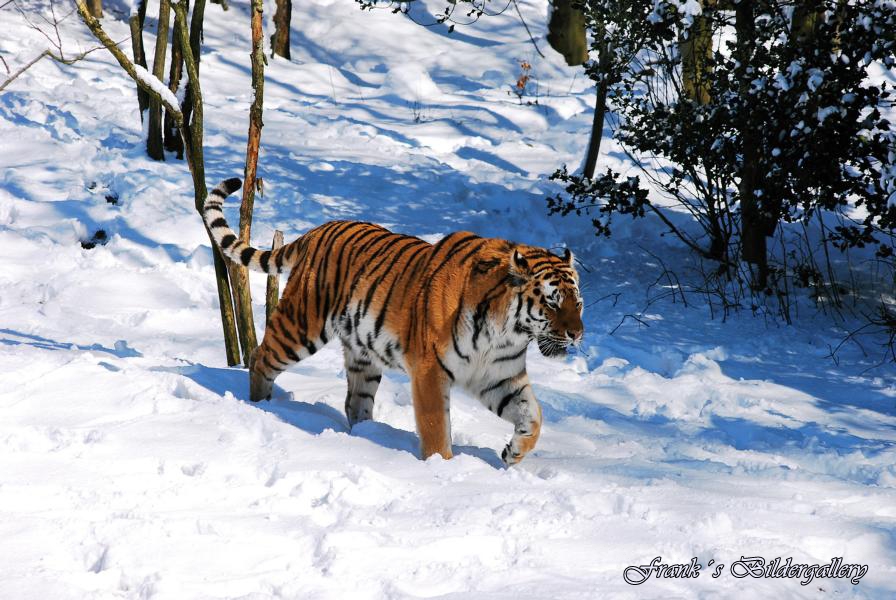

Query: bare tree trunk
[735,1,766,287]
[173,0,240,365]
[271,0,291,59]
[547,0,587,66]
[230,0,266,367]
[75,0,241,366]
[583,44,610,180]
[128,0,149,118]
[266,230,283,324]
[165,0,187,159]
[680,0,714,105]
[147,0,171,161]
[88,0,102,18]
[182,0,206,136]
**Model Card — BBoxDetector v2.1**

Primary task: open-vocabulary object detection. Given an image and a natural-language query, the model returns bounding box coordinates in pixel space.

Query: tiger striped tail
[203,178,291,274]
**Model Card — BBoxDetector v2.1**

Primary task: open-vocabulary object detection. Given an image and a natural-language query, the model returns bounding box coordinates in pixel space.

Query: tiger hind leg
[249,310,323,402]
[342,346,382,427]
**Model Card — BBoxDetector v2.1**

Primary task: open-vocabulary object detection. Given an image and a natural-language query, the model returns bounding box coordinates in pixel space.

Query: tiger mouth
[536,335,570,358]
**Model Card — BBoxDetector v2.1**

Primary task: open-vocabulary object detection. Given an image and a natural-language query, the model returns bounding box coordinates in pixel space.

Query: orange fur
[204,179,584,464]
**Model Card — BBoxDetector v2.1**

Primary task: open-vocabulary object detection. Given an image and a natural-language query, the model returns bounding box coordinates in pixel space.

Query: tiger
[203,178,584,465]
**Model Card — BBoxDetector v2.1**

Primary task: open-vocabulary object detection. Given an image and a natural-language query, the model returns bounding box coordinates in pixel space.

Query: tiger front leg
[343,347,382,427]
[410,363,453,460]
[479,372,542,465]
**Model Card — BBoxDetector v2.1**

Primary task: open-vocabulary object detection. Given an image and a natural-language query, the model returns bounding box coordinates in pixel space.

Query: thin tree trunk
[680,0,714,105]
[88,0,102,18]
[147,0,171,161]
[271,0,291,59]
[173,0,240,365]
[266,230,283,324]
[230,0,266,367]
[75,0,241,365]
[735,1,766,287]
[129,0,149,117]
[182,0,206,136]
[165,0,187,159]
[583,45,610,180]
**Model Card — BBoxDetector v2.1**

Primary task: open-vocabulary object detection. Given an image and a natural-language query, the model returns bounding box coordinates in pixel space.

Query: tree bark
[88,0,102,18]
[266,230,283,325]
[230,0,267,367]
[271,0,291,59]
[735,0,766,287]
[583,44,610,180]
[128,0,149,118]
[547,0,587,66]
[165,0,187,159]
[680,0,714,105]
[147,0,171,161]
[182,0,207,137]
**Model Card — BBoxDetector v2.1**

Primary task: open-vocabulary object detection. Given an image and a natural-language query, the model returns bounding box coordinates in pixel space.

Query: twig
[0,43,109,92]
[511,0,544,58]
[74,1,182,121]
[586,292,620,308]
[610,313,650,335]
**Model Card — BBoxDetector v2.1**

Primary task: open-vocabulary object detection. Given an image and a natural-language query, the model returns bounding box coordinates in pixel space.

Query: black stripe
[336,230,397,313]
[317,222,368,320]
[328,225,380,316]
[359,236,413,319]
[209,217,228,229]
[495,346,527,362]
[240,247,255,265]
[481,376,514,396]
[357,392,375,400]
[275,246,286,272]
[451,326,470,362]
[365,374,382,383]
[279,324,299,346]
[317,222,368,311]
[373,240,428,335]
[223,177,242,193]
[496,386,526,417]
[210,188,228,198]
[221,234,236,249]
[415,234,482,343]
[259,251,271,272]
[435,353,455,381]
[261,354,282,372]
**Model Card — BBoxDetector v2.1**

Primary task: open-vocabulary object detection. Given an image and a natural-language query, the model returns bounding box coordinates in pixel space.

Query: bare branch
[511,0,544,58]
[0,42,108,92]
[74,0,183,125]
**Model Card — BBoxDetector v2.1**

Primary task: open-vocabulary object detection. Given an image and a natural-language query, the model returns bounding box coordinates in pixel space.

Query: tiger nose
[566,327,583,342]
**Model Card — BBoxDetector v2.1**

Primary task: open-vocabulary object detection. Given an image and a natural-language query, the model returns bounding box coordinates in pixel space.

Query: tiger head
[508,247,584,358]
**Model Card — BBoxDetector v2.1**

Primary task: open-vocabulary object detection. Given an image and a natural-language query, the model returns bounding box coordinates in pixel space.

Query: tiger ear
[508,249,530,286]
[562,247,575,266]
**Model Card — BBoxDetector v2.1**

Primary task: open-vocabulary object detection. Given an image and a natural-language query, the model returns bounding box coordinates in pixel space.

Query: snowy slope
[1,0,895,598]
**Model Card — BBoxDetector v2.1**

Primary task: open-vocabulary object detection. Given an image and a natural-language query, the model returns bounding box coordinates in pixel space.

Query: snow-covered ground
[1,1,895,598]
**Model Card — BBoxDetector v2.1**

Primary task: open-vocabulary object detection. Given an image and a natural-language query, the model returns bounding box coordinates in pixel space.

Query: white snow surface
[1,1,895,598]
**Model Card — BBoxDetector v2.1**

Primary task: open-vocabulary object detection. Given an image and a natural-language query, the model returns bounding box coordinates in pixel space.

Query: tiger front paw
[501,444,523,466]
